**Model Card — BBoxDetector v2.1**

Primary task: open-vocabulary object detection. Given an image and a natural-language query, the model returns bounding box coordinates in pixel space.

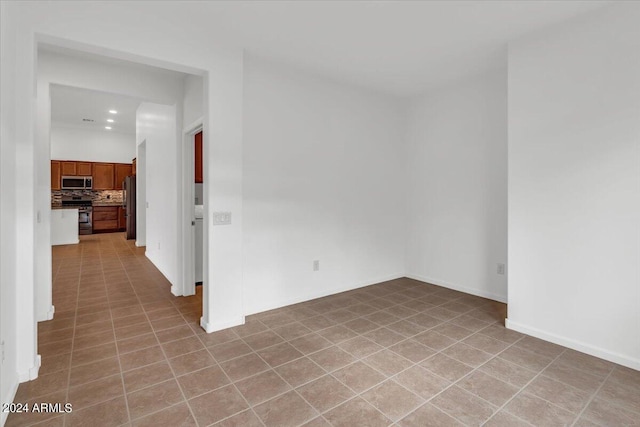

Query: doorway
[181,123,204,297]
[35,40,208,328]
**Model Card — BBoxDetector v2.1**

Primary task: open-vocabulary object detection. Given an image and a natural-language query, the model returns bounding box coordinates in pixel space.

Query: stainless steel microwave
[61,176,93,190]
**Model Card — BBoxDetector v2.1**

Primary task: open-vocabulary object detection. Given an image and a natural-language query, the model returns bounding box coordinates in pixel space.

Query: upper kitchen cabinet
[51,161,61,190]
[58,161,93,177]
[195,131,203,183]
[61,161,77,176]
[114,163,132,190]
[93,163,115,190]
[76,162,93,176]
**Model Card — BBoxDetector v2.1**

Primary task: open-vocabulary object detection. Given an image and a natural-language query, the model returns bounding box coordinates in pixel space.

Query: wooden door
[195,131,203,183]
[61,161,77,176]
[76,162,93,176]
[114,163,132,190]
[51,161,61,190]
[93,163,115,190]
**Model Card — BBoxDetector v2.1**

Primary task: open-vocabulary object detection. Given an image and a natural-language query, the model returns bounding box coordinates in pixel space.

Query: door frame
[180,117,203,297]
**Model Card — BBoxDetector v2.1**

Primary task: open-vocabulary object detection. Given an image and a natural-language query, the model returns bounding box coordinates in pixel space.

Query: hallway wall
[1,2,20,422]
[507,3,640,369]
[136,102,179,288]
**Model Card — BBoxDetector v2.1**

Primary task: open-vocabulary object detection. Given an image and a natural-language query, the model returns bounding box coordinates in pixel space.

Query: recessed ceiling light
[107,119,114,123]
[108,110,118,114]
[105,126,112,130]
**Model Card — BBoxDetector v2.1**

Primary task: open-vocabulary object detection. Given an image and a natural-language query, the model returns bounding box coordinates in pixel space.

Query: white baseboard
[506,318,640,371]
[36,305,55,322]
[17,355,41,382]
[170,285,181,297]
[405,273,507,303]
[245,273,405,316]
[200,316,245,333]
[1,377,19,426]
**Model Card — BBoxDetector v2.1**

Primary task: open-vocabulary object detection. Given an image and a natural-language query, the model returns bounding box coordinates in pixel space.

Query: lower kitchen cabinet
[93,206,119,233]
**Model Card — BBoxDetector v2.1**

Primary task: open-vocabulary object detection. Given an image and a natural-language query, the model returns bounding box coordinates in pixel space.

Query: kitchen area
[50,159,136,245]
[48,84,140,246]
[42,46,205,295]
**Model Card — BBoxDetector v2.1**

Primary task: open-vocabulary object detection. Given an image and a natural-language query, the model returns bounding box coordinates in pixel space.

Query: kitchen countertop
[51,202,123,208]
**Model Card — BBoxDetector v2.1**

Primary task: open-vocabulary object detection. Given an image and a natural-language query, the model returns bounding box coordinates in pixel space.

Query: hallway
[7,234,640,426]
[9,233,203,426]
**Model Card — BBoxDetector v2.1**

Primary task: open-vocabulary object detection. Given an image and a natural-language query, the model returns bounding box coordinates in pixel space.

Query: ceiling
[183,0,610,97]
[50,85,141,134]
[45,1,613,102]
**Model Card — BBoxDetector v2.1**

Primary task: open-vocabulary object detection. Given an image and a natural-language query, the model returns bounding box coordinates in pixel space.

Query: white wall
[1,2,20,423]
[405,69,508,302]
[50,126,135,163]
[183,74,204,127]
[137,103,179,288]
[242,55,405,314]
[507,3,640,369]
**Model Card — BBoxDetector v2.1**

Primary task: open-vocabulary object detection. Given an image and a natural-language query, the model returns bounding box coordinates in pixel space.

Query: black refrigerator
[123,175,136,240]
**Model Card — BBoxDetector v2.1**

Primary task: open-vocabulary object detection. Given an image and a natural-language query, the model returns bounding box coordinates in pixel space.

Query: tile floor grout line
[113,236,201,427]
[60,242,82,427]
[569,367,614,427]
[247,342,320,426]
[382,325,523,424]
[98,238,133,426]
[196,331,268,427]
[239,294,506,425]
[395,329,527,426]
[480,347,569,426]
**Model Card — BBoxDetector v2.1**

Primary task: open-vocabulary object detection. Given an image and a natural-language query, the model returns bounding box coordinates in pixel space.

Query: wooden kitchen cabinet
[118,206,126,231]
[195,131,203,183]
[51,161,61,190]
[93,206,119,232]
[114,163,132,190]
[61,161,77,176]
[93,163,115,190]
[76,162,93,176]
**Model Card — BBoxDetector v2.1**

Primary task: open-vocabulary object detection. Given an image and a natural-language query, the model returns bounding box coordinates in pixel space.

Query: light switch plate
[213,211,232,225]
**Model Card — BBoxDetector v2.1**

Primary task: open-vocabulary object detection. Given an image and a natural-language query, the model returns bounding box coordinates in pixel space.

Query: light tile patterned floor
[7,233,640,426]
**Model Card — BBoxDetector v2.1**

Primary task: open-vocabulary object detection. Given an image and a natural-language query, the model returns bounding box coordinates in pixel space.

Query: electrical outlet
[497,263,505,275]
[313,260,320,271]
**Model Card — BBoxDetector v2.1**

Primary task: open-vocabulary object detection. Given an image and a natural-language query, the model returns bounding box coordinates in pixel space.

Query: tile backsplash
[51,190,123,205]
